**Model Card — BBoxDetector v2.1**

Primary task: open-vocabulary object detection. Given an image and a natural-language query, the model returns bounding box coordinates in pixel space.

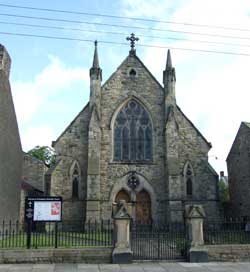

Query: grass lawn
[0,231,112,249]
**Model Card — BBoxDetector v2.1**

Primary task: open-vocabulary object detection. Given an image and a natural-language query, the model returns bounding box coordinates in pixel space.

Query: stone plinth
[112,200,132,264]
[185,204,208,262]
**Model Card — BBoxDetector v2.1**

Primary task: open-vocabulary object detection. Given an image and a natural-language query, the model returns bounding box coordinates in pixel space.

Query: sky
[1,0,250,175]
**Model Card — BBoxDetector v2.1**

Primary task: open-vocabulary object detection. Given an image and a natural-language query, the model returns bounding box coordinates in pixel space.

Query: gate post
[185,205,208,262]
[112,200,133,264]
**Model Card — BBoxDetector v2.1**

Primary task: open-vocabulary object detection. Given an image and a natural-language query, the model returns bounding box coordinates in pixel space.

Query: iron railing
[204,220,250,245]
[130,222,187,260]
[0,220,113,249]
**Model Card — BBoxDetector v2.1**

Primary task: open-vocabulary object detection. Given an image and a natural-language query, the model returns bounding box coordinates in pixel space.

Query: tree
[218,178,230,206]
[27,146,56,167]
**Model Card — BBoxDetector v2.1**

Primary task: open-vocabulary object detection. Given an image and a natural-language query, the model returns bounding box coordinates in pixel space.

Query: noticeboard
[25,196,62,222]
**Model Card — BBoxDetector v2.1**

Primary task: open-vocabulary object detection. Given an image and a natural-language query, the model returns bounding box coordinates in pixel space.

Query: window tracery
[114,99,152,162]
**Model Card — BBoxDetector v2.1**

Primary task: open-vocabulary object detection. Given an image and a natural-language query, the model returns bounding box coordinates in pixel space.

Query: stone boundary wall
[0,247,112,264]
[207,245,250,262]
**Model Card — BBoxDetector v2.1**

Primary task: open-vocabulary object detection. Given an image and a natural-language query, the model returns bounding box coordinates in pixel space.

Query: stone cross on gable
[126,33,139,52]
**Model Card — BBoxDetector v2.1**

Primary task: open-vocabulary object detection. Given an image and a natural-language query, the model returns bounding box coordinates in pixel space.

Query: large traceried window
[114,99,153,162]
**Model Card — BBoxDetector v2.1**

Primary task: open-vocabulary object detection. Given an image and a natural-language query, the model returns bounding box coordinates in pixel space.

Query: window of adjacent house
[185,163,194,196]
[72,165,80,199]
[114,99,152,162]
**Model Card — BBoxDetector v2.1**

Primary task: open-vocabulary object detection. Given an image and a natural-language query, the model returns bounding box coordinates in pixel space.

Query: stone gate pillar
[185,204,208,262]
[112,200,132,264]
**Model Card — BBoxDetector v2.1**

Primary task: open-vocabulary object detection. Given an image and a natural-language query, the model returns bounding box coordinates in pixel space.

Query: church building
[47,35,219,224]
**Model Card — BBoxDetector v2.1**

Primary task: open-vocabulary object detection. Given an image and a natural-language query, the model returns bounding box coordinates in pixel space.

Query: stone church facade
[47,39,219,223]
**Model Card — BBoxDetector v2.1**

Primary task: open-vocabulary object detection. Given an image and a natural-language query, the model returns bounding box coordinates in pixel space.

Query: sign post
[25,196,62,249]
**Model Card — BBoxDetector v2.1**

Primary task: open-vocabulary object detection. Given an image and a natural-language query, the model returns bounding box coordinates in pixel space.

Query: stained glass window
[114,99,152,162]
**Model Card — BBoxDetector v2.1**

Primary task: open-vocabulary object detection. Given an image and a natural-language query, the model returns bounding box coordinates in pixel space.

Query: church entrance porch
[135,190,151,224]
[114,189,152,224]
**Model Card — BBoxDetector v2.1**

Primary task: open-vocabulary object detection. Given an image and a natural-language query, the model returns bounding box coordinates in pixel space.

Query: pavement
[0,262,250,272]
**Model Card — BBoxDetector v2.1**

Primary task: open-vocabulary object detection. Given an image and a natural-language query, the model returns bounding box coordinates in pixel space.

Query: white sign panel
[33,201,62,221]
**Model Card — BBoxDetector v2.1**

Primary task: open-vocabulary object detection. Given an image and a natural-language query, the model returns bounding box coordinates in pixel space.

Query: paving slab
[8,264,33,271]
[99,264,122,272]
[54,263,77,272]
[120,263,144,272]
[0,262,250,271]
[77,264,100,272]
[158,262,187,272]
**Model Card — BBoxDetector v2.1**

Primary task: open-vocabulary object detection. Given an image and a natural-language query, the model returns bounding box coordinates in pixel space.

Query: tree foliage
[218,178,230,205]
[28,146,56,167]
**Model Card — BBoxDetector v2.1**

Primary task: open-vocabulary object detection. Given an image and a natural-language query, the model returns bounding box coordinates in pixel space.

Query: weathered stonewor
[207,244,250,262]
[185,204,208,262]
[0,44,22,221]
[112,200,133,264]
[47,40,220,225]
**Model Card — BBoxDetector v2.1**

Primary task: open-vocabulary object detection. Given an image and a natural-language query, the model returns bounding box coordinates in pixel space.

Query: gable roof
[52,103,89,147]
[243,121,250,129]
[227,121,250,161]
[102,53,164,92]
[177,105,212,148]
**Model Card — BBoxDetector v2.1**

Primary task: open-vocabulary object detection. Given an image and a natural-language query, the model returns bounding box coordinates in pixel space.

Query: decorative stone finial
[90,40,102,80]
[166,49,172,69]
[126,33,139,54]
[92,40,99,68]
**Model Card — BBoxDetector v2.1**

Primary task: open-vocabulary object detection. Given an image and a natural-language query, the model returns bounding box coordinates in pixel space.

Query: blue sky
[1,0,250,174]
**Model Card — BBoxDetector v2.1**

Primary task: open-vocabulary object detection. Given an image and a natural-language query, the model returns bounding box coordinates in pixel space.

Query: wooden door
[115,189,130,203]
[136,190,151,224]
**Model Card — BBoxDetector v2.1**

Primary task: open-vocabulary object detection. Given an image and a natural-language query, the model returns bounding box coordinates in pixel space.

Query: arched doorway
[115,189,130,203]
[136,190,152,224]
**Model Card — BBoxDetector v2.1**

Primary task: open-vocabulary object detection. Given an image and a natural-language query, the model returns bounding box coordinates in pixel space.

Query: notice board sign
[25,196,62,222]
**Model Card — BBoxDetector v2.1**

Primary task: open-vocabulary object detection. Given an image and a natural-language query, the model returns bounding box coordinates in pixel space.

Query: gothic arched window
[114,99,153,162]
[71,162,80,200]
[184,162,194,197]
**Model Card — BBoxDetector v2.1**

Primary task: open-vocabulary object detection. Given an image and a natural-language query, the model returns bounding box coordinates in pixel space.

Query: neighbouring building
[0,44,22,221]
[45,36,220,224]
[19,153,47,223]
[227,122,250,218]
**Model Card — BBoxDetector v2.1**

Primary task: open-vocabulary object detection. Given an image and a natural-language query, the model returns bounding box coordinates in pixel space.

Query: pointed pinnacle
[166,49,172,68]
[92,40,99,68]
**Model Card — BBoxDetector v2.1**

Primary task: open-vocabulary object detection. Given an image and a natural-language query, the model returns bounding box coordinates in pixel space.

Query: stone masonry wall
[173,108,219,220]
[100,54,167,222]
[0,247,112,264]
[227,122,250,218]
[50,106,90,221]
[0,45,22,221]
[207,244,250,262]
[22,153,47,192]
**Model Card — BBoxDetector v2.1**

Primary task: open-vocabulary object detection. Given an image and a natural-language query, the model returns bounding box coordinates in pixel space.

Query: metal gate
[131,223,187,261]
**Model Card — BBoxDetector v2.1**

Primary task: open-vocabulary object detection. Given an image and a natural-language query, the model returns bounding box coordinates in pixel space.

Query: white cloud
[11,56,89,151]
[12,55,89,123]
[21,125,55,152]
[120,0,250,174]
[121,0,181,18]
